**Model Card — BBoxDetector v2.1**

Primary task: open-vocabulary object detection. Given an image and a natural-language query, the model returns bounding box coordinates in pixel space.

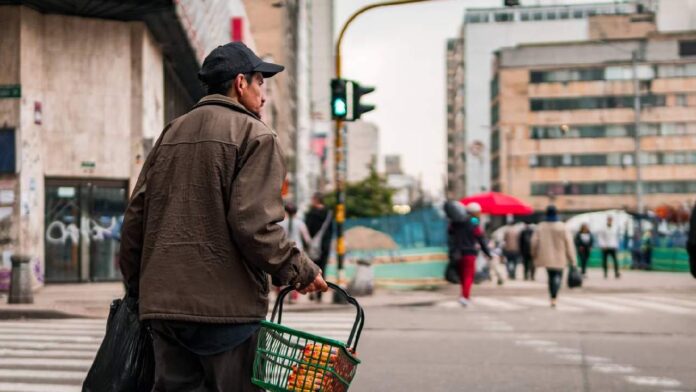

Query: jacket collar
[193,94,261,121]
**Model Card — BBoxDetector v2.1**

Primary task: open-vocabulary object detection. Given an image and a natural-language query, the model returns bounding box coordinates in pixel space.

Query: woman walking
[574,223,594,277]
[532,206,578,307]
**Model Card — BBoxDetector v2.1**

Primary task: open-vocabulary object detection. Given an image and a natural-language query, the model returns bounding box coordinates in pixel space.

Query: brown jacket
[119,94,320,323]
[531,221,577,270]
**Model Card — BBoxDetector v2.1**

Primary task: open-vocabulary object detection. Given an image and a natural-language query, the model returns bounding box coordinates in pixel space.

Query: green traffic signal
[333,97,347,117]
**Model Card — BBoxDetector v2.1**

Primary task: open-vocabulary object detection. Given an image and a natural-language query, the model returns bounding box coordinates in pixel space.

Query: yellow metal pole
[333,0,433,288]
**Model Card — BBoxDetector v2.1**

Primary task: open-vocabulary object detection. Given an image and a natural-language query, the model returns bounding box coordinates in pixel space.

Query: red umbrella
[460,192,533,216]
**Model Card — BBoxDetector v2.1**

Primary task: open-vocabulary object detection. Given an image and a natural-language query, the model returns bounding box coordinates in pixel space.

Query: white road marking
[592,364,637,374]
[0,382,80,392]
[471,297,526,311]
[604,297,696,315]
[515,340,557,347]
[511,297,583,312]
[625,376,682,387]
[631,295,696,310]
[562,297,639,314]
[0,358,92,370]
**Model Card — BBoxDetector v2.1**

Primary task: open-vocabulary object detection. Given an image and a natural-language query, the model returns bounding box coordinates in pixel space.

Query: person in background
[451,202,492,307]
[641,228,653,270]
[519,223,536,281]
[532,206,577,308]
[305,192,334,303]
[278,202,312,304]
[502,221,521,280]
[597,216,621,279]
[487,238,506,286]
[574,223,594,278]
[686,202,696,279]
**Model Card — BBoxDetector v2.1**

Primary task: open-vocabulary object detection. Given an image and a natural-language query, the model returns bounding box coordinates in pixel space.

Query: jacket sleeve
[565,228,578,267]
[473,226,492,258]
[227,133,319,288]
[119,124,171,298]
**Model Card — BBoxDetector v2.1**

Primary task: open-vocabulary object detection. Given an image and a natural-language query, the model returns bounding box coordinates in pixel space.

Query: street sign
[0,85,21,99]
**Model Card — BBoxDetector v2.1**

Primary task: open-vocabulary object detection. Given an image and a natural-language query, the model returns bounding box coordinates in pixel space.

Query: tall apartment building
[492,16,696,213]
[346,121,380,183]
[446,1,658,198]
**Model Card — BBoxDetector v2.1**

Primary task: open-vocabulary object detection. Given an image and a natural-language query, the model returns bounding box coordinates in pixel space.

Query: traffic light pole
[333,0,431,294]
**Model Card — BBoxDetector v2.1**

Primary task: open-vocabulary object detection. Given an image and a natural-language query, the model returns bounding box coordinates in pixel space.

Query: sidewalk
[0,281,449,319]
[0,269,692,319]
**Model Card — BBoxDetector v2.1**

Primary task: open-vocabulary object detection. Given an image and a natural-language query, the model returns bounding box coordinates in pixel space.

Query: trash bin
[8,255,33,304]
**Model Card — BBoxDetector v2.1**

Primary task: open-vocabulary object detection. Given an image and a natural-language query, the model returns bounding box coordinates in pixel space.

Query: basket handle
[271,282,365,351]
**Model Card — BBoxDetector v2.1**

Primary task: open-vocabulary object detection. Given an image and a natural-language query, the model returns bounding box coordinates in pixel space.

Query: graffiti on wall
[45,216,122,245]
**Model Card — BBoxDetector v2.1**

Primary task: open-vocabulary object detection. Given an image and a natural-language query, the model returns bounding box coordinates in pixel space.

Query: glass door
[88,183,127,281]
[45,184,82,282]
[45,179,128,282]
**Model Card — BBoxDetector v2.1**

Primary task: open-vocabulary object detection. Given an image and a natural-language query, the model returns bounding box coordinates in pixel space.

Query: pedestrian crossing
[437,294,696,315]
[0,311,358,392]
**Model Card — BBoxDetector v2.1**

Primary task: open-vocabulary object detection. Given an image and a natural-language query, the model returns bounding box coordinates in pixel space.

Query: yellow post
[333,0,433,289]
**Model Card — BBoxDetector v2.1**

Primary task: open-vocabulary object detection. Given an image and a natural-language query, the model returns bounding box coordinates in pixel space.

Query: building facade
[447,1,657,198]
[492,20,696,213]
[0,0,256,285]
[346,121,379,183]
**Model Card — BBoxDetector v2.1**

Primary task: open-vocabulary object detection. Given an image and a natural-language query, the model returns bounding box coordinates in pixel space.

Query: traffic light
[330,79,376,121]
[331,79,348,119]
[350,81,375,120]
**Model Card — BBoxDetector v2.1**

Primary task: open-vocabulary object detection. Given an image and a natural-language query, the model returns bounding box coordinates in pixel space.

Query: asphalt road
[351,272,696,392]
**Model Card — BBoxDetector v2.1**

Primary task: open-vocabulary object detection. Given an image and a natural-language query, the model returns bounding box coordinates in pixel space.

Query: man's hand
[298,273,329,294]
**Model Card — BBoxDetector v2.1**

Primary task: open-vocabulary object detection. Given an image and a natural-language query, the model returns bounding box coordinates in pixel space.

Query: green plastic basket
[252,283,364,392]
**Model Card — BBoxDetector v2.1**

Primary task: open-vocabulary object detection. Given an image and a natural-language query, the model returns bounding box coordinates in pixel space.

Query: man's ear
[234,74,246,95]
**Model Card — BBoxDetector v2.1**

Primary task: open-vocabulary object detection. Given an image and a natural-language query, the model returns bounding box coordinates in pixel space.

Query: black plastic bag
[444,256,461,284]
[83,296,155,392]
[567,266,583,288]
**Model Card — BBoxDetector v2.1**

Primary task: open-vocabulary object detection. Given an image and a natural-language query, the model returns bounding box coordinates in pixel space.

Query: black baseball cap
[198,42,284,85]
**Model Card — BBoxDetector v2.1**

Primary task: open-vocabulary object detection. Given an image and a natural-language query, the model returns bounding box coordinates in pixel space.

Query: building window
[494,12,513,22]
[0,128,15,173]
[532,180,696,196]
[676,94,688,107]
[679,40,696,57]
[530,95,666,111]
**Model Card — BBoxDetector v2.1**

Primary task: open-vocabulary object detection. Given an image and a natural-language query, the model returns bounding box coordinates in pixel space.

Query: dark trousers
[522,254,535,280]
[601,248,620,278]
[578,250,591,275]
[504,252,519,280]
[313,250,329,301]
[150,325,261,392]
[547,268,563,299]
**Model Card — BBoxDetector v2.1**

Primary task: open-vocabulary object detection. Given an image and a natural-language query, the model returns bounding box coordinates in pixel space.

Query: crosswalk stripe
[0,349,95,359]
[630,295,696,309]
[472,297,526,311]
[562,297,639,314]
[0,341,100,351]
[603,297,696,315]
[0,335,102,344]
[0,369,85,383]
[0,328,104,337]
[0,382,80,392]
[0,322,105,331]
[510,297,583,312]
[0,358,92,371]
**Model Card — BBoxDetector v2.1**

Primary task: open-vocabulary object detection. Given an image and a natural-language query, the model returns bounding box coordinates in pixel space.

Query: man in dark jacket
[687,203,696,278]
[304,192,333,302]
[451,202,492,306]
[119,42,327,391]
[518,223,536,281]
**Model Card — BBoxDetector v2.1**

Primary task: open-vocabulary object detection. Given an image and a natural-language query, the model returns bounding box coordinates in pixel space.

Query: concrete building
[492,16,696,213]
[447,1,658,198]
[346,121,379,182]
[0,0,256,285]
[385,154,403,175]
[244,0,334,210]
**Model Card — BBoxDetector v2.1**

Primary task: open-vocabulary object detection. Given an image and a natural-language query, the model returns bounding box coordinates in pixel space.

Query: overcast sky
[334,0,619,196]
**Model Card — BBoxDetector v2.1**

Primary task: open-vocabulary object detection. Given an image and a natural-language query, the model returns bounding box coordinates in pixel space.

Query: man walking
[451,202,492,307]
[597,216,621,279]
[119,42,327,391]
[305,192,334,303]
[502,221,521,280]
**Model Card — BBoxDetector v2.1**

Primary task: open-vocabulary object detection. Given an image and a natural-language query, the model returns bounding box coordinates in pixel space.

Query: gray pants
[150,323,261,392]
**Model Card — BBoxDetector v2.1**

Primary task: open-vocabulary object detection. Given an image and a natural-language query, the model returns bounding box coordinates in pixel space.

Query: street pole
[333,0,432,294]
[632,49,644,244]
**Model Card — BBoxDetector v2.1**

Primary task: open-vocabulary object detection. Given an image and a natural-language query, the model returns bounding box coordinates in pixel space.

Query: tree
[326,163,394,218]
